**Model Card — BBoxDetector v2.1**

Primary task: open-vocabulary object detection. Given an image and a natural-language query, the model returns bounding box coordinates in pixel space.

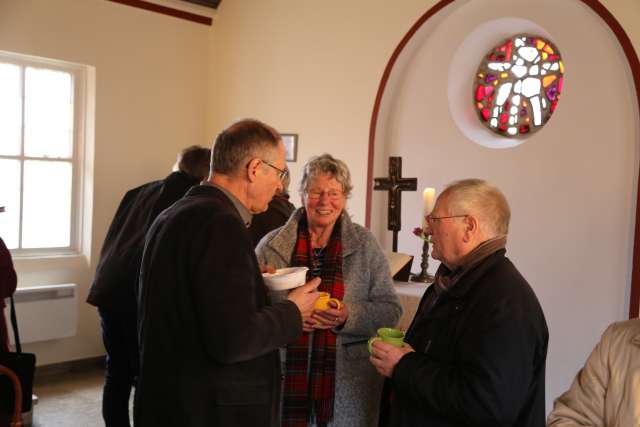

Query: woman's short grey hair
[299,154,353,198]
[440,178,511,236]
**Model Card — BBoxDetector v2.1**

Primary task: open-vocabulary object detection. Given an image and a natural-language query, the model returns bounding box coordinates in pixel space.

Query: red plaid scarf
[282,213,344,427]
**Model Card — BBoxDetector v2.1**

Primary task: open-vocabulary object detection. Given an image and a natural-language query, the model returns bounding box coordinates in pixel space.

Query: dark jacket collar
[446,249,507,299]
[164,170,193,182]
[191,183,252,227]
[184,184,248,224]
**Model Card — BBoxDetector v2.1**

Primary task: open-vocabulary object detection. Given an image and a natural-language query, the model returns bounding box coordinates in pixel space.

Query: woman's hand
[311,300,349,330]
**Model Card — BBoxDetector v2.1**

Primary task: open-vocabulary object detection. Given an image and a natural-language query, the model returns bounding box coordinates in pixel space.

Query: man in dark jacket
[248,166,295,247]
[87,145,210,427]
[371,179,548,427]
[134,119,320,427]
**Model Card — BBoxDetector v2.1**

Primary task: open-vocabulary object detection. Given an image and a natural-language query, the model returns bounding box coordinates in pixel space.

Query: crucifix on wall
[373,156,417,252]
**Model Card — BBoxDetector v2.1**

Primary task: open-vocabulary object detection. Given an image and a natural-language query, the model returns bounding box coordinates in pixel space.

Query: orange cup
[314,292,342,310]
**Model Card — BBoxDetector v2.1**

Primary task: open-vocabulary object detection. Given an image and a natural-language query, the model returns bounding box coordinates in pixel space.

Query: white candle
[422,187,436,228]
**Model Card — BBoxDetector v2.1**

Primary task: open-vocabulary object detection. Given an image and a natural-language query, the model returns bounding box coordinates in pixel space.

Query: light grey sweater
[256,208,402,427]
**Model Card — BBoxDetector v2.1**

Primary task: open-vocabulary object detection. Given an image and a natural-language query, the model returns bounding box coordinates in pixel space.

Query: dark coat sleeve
[101,188,140,249]
[188,211,302,364]
[393,307,533,424]
[89,173,199,309]
[391,262,547,425]
[0,237,17,301]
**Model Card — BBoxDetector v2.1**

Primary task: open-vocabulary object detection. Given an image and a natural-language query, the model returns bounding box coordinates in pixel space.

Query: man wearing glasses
[371,179,548,427]
[135,119,320,427]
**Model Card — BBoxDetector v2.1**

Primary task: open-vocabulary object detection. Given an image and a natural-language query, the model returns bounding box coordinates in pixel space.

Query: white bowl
[262,267,309,291]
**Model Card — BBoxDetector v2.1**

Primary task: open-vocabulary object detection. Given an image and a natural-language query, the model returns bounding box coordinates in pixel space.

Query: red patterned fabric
[282,213,344,427]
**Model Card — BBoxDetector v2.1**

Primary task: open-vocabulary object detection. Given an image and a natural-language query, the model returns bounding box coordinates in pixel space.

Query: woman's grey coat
[256,208,402,427]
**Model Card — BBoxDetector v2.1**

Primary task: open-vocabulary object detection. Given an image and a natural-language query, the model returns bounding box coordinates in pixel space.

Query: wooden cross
[373,156,417,252]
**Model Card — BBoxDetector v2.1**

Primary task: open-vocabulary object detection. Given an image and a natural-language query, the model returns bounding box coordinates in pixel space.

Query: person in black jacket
[87,145,210,427]
[371,178,548,427]
[134,119,320,427]
[249,165,295,247]
[0,207,17,353]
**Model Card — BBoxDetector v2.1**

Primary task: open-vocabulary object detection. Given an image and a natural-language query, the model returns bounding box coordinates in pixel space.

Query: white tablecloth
[393,281,429,331]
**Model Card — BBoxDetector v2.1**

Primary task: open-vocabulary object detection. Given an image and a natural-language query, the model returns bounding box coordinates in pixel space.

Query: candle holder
[410,239,435,283]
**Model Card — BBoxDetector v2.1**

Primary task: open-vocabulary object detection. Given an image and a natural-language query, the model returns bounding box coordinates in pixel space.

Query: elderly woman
[256,154,402,427]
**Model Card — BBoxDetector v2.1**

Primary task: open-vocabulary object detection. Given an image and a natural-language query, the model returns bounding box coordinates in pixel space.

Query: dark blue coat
[134,185,302,427]
[87,171,199,312]
[381,249,548,427]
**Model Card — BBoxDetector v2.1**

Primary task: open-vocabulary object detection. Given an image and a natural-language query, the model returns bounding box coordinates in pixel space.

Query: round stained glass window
[474,34,565,137]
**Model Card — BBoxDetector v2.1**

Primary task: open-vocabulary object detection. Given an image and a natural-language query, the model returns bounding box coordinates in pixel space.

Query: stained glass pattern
[474,35,564,137]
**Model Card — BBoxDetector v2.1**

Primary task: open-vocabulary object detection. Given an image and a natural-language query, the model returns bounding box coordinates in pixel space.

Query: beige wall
[206,0,435,216]
[206,0,640,220]
[2,0,639,394]
[0,0,210,365]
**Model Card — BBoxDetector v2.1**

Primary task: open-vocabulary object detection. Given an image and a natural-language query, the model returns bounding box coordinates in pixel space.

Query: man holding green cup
[370,179,548,427]
[367,328,405,354]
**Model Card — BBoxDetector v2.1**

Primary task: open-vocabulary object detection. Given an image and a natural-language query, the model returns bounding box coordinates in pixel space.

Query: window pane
[0,159,21,249]
[0,63,22,156]
[24,67,73,159]
[22,160,72,248]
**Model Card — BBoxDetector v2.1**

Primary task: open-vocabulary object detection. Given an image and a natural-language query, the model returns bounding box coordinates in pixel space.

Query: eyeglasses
[260,160,289,181]
[306,189,344,201]
[425,214,467,224]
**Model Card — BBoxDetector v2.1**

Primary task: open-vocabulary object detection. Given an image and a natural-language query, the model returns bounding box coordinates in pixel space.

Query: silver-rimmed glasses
[260,160,289,181]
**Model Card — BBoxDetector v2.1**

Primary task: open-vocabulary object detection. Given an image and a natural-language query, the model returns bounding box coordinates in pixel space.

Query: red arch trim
[365,0,640,318]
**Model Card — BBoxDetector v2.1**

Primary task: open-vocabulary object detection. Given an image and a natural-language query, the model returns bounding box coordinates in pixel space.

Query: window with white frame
[0,52,88,255]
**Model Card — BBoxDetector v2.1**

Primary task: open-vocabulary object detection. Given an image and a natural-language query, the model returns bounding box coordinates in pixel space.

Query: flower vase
[410,239,435,283]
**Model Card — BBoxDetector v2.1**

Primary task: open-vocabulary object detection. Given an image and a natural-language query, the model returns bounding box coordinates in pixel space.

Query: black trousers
[98,307,139,427]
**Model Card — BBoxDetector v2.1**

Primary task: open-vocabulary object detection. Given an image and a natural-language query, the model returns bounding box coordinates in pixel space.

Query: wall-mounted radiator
[3,283,78,344]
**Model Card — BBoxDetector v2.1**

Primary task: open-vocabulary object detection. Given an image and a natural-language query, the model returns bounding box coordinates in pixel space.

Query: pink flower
[413,226,431,243]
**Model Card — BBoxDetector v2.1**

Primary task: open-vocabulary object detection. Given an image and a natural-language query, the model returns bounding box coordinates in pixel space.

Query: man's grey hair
[299,154,353,198]
[211,119,281,175]
[440,178,511,236]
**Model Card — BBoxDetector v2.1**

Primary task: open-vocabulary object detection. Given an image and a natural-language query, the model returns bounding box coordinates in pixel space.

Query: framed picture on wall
[282,133,298,162]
